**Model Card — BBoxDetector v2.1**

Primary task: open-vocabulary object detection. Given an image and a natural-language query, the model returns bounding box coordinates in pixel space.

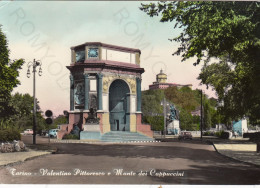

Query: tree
[142,87,218,131]
[165,86,200,112]
[203,99,212,130]
[0,92,49,133]
[143,115,164,131]
[142,89,164,131]
[142,89,164,116]
[0,93,44,130]
[179,108,195,131]
[192,115,200,130]
[53,115,67,127]
[0,25,24,120]
[140,2,260,124]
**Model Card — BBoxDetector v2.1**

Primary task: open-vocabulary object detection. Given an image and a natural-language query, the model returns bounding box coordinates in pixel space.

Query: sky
[0,1,216,116]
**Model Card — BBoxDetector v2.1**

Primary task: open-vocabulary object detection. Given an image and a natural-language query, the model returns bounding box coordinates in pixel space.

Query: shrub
[143,116,164,131]
[0,129,21,142]
[243,133,251,138]
[62,134,79,140]
[203,131,211,136]
[221,131,230,139]
[215,131,223,138]
[215,130,230,139]
[244,132,260,141]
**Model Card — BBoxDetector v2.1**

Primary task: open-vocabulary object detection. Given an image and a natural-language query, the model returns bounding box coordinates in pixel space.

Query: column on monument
[70,74,74,111]
[126,93,130,114]
[136,77,142,112]
[96,73,103,110]
[84,73,90,110]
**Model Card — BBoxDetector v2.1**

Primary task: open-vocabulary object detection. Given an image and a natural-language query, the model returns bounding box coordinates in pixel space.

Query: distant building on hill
[149,69,192,90]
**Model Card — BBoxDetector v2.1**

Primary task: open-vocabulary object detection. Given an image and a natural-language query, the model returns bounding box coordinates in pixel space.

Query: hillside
[141,87,218,131]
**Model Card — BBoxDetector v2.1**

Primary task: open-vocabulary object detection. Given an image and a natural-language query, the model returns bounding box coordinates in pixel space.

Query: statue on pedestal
[84,108,100,124]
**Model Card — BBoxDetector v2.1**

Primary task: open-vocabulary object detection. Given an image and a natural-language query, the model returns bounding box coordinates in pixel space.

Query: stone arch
[107,77,132,94]
[109,79,130,131]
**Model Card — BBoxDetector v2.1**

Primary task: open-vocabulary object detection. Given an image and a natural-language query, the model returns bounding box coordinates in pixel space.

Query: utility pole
[200,90,203,140]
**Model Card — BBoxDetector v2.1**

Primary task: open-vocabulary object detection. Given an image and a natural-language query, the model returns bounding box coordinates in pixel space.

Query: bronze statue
[84,108,100,124]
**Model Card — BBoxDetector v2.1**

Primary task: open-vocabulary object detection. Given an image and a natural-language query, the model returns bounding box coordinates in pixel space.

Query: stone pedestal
[80,124,101,140]
[83,124,100,132]
[167,120,180,135]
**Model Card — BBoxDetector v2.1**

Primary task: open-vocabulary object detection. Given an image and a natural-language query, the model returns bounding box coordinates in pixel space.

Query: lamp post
[27,59,42,145]
[200,89,203,140]
[161,98,167,138]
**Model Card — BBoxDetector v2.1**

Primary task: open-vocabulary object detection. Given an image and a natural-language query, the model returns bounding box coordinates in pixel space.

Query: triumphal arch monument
[58,42,153,141]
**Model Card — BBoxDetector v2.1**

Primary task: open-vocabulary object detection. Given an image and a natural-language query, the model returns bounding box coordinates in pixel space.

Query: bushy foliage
[53,115,67,127]
[179,108,193,130]
[63,134,79,140]
[0,129,21,142]
[0,26,24,120]
[140,1,260,124]
[203,131,214,136]
[165,87,200,113]
[143,116,164,131]
[142,89,164,116]
[243,132,260,141]
[215,131,230,139]
[142,88,218,131]
[215,131,224,138]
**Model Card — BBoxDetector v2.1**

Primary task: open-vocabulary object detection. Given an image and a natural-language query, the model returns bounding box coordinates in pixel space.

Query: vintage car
[23,129,33,135]
[49,129,59,138]
[39,130,48,136]
[178,131,193,140]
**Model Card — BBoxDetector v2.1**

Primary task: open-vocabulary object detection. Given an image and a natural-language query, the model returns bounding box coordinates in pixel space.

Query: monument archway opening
[109,79,130,131]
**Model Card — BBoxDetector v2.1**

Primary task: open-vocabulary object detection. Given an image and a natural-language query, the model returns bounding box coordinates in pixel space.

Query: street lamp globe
[27,69,31,78]
[39,67,42,76]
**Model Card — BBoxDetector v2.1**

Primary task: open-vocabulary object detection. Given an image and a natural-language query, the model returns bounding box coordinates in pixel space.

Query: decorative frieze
[102,74,136,94]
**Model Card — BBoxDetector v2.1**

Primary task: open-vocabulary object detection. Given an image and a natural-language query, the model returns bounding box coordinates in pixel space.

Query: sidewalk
[0,144,56,167]
[212,139,260,167]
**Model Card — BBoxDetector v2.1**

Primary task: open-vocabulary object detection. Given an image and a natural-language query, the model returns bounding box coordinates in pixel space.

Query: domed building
[149,69,192,90]
[156,69,167,83]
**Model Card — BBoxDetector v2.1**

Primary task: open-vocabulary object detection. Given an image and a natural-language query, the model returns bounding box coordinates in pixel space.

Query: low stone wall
[136,113,153,138]
[137,124,153,138]
[57,124,74,139]
[57,130,68,140]
[0,141,26,153]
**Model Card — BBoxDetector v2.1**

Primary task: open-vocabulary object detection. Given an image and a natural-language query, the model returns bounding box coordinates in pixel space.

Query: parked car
[24,129,33,135]
[178,131,192,140]
[49,129,59,138]
[40,130,48,136]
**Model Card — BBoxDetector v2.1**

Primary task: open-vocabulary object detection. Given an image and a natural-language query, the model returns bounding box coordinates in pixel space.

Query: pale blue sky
[0,1,214,116]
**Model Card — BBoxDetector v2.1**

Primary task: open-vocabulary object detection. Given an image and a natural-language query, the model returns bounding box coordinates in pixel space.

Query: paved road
[0,135,259,184]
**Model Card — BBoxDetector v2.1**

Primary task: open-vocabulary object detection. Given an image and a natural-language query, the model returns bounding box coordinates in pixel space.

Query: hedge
[203,131,215,136]
[62,134,79,140]
[215,131,230,139]
[0,129,21,142]
[243,132,260,141]
[220,132,230,139]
